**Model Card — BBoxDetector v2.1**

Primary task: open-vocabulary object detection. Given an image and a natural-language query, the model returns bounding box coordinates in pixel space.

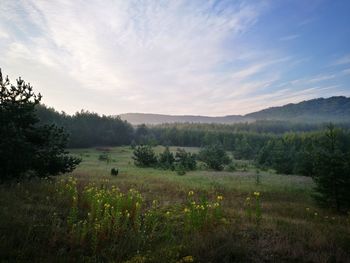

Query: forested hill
[246,96,350,122]
[120,96,350,124]
[118,113,253,125]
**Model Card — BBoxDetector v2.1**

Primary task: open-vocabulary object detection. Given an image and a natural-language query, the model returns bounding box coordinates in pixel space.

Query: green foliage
[54,178,226,261]
[36,105,133,148]
[175,165,186,175]
[244,192,262,225]
[312,124,350,212]
[98,152,111,163]
[158,146,175,170]
[198,144,231,171]
[132,145,157,167]
[256,170,261,185]
[184,191,224,232]
[111,168,118,176]
[225,162,237,172]
[175,148,197,171]
[234,137,254,160]
[0,69,80,181]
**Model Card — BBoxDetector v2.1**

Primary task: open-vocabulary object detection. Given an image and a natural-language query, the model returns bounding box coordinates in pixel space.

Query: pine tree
[0,69,81,181]
[132,145,157,167]
[158,146,175,170]
[313,124,350,212]
[198,144,231,171]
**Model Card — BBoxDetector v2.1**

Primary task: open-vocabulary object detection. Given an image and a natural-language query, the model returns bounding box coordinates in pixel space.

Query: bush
[111,168,119,176]
[132,145,157,167]
[225,163,236,172]
[158,146,175,170]
[198,144,231,171]
[98,152,111,163]
[175,165,186,175]
[175,148,196,171]
[0,69,80,181]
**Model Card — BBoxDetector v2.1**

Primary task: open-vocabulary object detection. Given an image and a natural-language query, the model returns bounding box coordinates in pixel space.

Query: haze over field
[0,0,350,116]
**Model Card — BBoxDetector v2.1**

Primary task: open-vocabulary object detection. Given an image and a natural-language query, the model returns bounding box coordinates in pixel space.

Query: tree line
[36,105,133,148]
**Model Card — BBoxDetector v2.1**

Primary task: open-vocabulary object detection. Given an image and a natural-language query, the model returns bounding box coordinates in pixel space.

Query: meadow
[1,146,349,263]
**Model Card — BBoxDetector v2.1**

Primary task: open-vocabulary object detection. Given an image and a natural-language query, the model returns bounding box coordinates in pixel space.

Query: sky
[0,0,350,116]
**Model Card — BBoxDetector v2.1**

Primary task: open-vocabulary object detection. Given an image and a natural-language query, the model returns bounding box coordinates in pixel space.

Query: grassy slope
[1,146,349,262]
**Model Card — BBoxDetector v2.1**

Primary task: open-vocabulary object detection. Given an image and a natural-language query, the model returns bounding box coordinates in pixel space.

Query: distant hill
[118,113,253,125]
[246,96,350,122]
[119,96,350,125]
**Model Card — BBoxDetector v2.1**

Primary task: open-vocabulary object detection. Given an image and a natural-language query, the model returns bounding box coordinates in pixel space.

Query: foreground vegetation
[1,146,350,262]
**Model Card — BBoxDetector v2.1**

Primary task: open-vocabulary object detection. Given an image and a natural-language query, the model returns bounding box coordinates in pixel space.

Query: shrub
[132,145,157,167]
[225,163,236,172]
[111,168,118,176]
[98,152,111,163]
[158,146,175,170]
[175,165,186,175]
[175,149,196,171]
[198,144,231,171]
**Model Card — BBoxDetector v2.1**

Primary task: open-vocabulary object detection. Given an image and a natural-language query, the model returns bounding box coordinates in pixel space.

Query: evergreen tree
[132,145,157,167]
[313,124,350,212]
[158,146,175,170]
[198,144,231,171]
[174,148,197,171]
[0,69,81,181]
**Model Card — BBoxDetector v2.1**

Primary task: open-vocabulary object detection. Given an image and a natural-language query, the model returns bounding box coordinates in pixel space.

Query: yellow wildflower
[217,195,223,201]
[182,255,194,262]
[253,192,260,197]
[188,190,194,196]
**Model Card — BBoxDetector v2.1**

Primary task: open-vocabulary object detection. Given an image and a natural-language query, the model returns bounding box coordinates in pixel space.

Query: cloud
[342,68,350,75]
[307,74,336,83]
[334,54,350,65]
[0,0,347,116]
[279,34,300,41]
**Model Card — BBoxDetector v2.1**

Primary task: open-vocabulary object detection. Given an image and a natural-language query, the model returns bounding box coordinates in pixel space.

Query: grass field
[1,146,349,262]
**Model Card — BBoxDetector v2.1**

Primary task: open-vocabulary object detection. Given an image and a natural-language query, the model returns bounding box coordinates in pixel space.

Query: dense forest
[36,105,133,148]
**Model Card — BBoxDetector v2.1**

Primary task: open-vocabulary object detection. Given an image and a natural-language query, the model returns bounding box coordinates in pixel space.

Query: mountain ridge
[119,96,350,125]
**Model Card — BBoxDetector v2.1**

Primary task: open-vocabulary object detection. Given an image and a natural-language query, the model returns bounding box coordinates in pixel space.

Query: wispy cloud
[279,34,300,41]
[0,0,348,116]
[307,74,336,83]
[334,54,350,65]
[342,68,350,75]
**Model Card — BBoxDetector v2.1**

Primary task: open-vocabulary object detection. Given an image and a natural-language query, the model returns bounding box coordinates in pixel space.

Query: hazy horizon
[1,1,350,116]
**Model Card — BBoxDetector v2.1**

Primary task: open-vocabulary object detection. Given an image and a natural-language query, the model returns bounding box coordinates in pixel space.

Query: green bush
[175,148,196,171]
[132,145,157,167]
[198,144,231,171]
[225,163,236,172]
[98,152,111,163]
[158,146,175,170]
